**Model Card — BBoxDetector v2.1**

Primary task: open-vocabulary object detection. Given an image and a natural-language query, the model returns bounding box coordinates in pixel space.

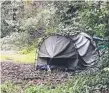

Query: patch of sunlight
[0,50,37,64]
[0,55,11,61]
[103,67,109,71]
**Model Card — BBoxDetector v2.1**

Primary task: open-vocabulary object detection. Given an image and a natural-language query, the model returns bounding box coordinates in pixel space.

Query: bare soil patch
[1,61,73,86]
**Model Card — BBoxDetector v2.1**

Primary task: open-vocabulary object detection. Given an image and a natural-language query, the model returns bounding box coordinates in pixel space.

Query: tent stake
[47,58,52,72]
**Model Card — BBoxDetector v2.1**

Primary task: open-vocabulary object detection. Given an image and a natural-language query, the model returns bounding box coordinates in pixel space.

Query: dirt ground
[1,61,74,86]
[1,59,100,88]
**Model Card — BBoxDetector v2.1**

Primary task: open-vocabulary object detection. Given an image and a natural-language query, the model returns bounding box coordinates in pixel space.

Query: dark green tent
[36,32,99,70]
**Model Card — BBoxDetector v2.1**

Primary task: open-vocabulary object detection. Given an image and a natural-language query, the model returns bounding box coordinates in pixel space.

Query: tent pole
[34,48,38,70]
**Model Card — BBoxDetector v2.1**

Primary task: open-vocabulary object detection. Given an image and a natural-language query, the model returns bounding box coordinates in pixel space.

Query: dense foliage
[1,1,109,48]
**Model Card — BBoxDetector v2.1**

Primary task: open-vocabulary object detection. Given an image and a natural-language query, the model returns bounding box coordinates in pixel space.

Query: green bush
[1,32,28,50]
[99,48,109,69]
[1,82,21,93]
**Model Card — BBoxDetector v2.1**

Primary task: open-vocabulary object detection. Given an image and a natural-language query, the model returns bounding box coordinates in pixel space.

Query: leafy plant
[1,82,21,93]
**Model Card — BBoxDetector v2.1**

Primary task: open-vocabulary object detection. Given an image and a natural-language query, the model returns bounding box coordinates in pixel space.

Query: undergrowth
[1,70,109,93]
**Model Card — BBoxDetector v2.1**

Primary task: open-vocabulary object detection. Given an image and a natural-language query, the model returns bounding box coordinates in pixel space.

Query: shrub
[1,82,21,93]
[1,32,29,50]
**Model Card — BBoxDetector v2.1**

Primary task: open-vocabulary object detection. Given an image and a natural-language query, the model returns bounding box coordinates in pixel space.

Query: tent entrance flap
[47,58,77,67]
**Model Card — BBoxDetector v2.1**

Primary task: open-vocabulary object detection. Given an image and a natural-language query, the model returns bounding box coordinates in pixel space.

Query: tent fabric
[36,35,78,70]
[73,35,90,56]
[71,32,99,67]
[38,36,77,58]
[36,32,99,70]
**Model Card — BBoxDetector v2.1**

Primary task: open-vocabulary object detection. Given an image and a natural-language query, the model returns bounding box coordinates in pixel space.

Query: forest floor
[1,61,74,86]
[0,51,73,87]
[0,51,97,85]
[1,51,109,93]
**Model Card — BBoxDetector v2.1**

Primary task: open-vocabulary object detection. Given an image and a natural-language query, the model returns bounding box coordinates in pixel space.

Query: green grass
[1,70,109,93]
[0,49,37,64]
